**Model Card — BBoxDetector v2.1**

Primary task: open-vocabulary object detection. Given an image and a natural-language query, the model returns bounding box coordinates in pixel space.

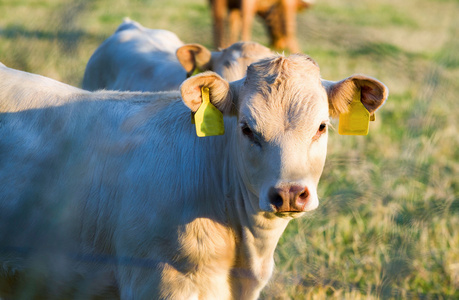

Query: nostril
[269,188,284,209]
[298,190,309,200]
[296,188,310,206]
[272,194,283,208]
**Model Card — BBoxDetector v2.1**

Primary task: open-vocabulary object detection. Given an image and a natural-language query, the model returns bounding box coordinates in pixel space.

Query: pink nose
[268,185,310,212]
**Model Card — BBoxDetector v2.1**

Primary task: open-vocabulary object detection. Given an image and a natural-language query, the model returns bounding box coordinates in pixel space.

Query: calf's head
[176,41,273,82]
[181,54,388,217]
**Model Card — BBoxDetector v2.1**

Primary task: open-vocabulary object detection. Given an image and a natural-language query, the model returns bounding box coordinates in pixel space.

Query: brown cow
[210,0,312,53]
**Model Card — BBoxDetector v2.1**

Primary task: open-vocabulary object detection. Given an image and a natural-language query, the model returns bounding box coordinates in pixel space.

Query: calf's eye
[318,123,327,133]
[242,124,253,139]
[241,123,261,147]
[313,123,327,140]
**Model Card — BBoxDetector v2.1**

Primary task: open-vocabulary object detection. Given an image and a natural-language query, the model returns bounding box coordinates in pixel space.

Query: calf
[83,18,273,92]
[0,55,387,299]
[210,0,312,53]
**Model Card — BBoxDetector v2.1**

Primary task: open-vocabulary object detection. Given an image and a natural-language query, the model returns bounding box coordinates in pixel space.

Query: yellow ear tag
[193,86,225,137]
[338,90,370,135]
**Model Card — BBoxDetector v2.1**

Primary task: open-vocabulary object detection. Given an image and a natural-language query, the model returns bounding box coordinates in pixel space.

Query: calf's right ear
[176,44,212,76]
[180,71,238,115]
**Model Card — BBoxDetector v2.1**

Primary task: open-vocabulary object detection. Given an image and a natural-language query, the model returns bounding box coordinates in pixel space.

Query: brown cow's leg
[211,0,229,48]
[229,9,242,44]
[282,0,300,52]
[263,3,287,51]
[241,0,257,41]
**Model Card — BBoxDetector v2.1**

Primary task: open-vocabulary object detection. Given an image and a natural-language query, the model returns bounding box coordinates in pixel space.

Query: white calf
[0,55,387,299]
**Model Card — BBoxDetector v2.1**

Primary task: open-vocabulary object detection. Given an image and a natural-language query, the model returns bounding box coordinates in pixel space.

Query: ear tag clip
[338,90,371,135]
[193,86,225,137]
[187,67,203,78]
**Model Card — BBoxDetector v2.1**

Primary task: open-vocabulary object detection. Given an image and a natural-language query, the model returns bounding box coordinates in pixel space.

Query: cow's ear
[176,44,212,76]
[322,75,388,118]
[180,71,238,115]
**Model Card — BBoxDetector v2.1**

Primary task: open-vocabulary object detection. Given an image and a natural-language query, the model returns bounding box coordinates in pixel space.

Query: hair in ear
[180,72,233,114]
[176,44,212,76]
[324,75,388,118]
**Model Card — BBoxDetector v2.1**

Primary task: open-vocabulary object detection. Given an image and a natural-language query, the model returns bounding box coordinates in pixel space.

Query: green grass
[1,0,458,298]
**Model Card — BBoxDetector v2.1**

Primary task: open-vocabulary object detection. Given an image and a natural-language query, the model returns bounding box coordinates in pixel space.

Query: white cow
[0,55,388,299]
[83,18,273,92]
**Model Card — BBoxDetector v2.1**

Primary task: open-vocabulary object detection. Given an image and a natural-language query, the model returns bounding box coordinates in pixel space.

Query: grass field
[1,0,458,298]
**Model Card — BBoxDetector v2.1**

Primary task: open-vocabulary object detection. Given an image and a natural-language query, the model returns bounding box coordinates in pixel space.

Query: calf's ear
[176,44,212,76]
[322,75,389,118]
[180,71,239,115]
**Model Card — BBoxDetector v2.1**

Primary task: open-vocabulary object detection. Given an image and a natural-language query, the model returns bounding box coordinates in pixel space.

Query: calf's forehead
[243,54,322,96]
[217,42,273,80]
[222,42,272,61]
[239,55,329,136]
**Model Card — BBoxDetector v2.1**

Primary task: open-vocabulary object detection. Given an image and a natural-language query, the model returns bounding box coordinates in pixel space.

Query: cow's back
[0,64,83,111]
[82,20,186,92]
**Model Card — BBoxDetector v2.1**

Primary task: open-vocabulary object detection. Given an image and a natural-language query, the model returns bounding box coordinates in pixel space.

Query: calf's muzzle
[268,185,310,212]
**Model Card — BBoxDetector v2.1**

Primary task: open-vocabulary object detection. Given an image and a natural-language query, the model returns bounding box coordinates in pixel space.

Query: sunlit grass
[0,0,458,298]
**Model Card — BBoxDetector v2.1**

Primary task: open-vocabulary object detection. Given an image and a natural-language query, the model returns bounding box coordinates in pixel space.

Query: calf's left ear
[176,44,212,77]
[322,75,389,118]
[180,71,237,115]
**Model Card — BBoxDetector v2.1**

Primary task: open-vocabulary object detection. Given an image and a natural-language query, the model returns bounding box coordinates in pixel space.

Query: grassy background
[1,0,458,298]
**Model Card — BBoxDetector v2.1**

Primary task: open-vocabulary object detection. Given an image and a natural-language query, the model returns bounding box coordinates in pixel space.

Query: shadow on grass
[0,0,106,54]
